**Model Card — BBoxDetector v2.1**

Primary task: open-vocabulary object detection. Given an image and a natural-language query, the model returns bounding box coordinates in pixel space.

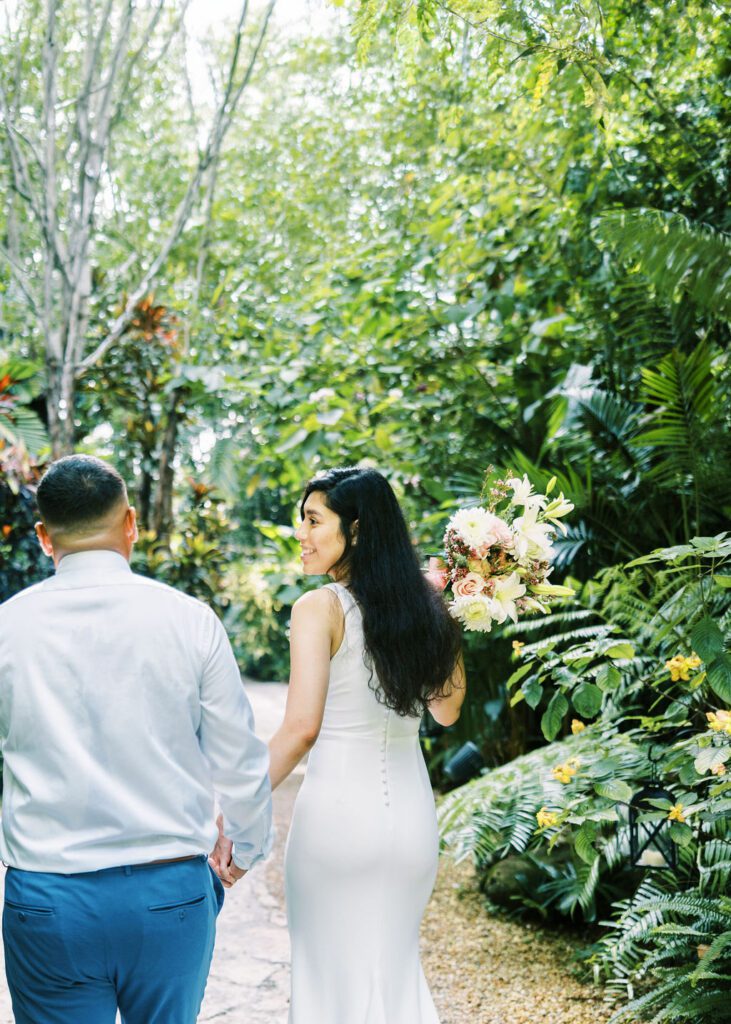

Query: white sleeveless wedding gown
[284,582,441,1023]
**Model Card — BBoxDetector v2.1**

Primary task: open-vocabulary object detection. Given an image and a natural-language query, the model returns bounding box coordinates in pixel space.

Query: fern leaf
[598,208,731,321]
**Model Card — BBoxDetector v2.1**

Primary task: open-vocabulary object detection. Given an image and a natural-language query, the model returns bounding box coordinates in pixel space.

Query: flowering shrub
[439,534,731,1016]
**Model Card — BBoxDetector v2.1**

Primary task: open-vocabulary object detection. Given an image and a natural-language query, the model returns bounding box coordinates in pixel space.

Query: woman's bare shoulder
[292,586,343,620]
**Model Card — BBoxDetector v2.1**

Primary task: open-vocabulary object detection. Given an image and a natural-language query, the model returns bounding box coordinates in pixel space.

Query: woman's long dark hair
[300,467,462,717]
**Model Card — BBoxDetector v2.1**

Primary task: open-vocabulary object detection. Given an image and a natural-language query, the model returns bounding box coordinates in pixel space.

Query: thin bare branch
[65,2,135,373]
[108,0,171,128]
[183,159,220,354]
[9,0,42,117]
[216,0,251,127]
[4,121,45,177]
[180,17,201,134]
[78,0,278,374]
[76,0,115,125]
[0,75,71,289]
[43,0,60,362]
[0,242,42,317]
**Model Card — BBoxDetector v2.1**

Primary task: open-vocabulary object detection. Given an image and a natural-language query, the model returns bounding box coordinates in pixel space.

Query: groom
[0,454,272,1023]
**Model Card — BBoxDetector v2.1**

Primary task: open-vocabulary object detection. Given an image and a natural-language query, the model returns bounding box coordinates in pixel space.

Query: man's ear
[125,506,139,544]
[35,521,54,558]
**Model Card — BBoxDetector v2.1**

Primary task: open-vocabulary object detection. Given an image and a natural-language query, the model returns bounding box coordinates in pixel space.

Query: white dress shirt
[0,549,272,873]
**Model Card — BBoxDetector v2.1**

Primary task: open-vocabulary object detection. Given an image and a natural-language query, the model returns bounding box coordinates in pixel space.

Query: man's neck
[53,543,131,569]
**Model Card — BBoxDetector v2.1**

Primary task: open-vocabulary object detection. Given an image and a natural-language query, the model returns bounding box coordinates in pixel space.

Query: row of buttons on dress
[380,709,391,807]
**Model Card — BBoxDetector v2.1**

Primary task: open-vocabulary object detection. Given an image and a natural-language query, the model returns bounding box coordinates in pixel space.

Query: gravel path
[0,681,614,1023]
[422,859,613,1024]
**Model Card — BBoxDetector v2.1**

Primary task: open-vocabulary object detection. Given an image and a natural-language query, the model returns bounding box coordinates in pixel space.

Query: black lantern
[443,741,485,786]
[629,784,678,871]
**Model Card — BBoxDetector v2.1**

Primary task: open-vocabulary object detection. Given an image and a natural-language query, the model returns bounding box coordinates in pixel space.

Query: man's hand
[208,813,248,888]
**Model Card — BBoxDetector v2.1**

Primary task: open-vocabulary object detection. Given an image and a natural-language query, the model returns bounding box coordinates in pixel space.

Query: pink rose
[452,571,486,598]
[475,517,513,554]
[425,556,449,592]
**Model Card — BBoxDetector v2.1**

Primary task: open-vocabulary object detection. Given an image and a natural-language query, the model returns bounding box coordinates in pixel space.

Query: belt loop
[124,865,133,876]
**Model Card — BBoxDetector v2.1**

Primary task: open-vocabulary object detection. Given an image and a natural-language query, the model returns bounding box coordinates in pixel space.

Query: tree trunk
[45,357,76,457]
[136,466,153,532]
[2,0,276,466]
[152,387,183,543]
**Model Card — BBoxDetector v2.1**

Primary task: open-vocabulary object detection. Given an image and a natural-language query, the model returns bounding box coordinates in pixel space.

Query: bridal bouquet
[427,473,574,634]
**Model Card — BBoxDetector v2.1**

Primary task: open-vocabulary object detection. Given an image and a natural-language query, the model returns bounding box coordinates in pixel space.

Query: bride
[219,466,464,1022]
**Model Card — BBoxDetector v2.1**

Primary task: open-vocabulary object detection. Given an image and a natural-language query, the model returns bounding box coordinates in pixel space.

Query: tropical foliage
[1,2,730,1020]
[439,535,731,1017]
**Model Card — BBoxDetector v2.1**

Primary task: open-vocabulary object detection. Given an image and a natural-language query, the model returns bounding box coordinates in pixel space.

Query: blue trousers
[3,855,224,1024]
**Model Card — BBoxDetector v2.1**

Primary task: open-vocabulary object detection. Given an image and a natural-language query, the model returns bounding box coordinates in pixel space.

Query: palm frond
[632,342,715,493]
[598,209,731,321]
[0,405,48,456]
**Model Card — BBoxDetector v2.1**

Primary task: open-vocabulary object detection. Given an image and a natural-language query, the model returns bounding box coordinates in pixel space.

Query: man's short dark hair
[36,455,127,532]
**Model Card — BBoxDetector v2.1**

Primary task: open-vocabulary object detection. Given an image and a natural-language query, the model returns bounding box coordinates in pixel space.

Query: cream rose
[450,594,498,632]
[452,572,486,598]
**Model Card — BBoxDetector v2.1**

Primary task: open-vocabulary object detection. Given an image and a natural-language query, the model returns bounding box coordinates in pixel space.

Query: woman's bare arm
[428,655,466,727]
[267,588,340,790]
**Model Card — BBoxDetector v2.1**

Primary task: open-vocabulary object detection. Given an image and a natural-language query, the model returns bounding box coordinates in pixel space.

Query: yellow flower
[536,806,559,828]
[552,758,580,784]
[667,803,686,823]
[512,640,525,657]
[665,652,703,682]
[707,710,731,735]
[711,762,726,776]
[571,719,585,734]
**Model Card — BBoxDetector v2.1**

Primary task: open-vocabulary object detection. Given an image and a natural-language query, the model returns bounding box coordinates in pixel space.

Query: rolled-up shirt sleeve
[198,612,273,870]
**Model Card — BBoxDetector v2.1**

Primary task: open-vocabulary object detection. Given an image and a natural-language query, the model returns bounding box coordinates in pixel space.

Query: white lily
[530,582,575,597]
[508,473,546,510]
[507,474,533,506]
[543,493,575,535]
[492,572,527,623]
[512,505,555,561]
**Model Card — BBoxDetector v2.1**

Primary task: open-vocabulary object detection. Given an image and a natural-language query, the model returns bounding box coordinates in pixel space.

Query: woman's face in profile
[295,491,347,578]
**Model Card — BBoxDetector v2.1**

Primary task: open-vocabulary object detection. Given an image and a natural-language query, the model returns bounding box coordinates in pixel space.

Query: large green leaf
[572,682,603,718]
[605,642,635,660]
[574,821,599,865]
[631,342,717,490]
[707,654,731,704]
[522,676,544,709]
[506,661,534,689]
[541,691,569,741]
[691,617,725,663]
[594,779,633,802]
[596,663,621,692]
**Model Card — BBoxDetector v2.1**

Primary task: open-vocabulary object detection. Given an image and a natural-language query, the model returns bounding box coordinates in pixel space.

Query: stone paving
[0,682,297,1024]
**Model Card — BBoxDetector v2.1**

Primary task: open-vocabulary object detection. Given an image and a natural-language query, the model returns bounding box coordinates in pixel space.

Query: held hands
[208,813,248,888]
